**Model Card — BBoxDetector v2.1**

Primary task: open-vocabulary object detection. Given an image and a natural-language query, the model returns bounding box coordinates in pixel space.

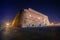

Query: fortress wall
[12,8,50,27]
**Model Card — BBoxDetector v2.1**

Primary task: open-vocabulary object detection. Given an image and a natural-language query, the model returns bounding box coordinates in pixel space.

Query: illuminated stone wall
[12,8,50,27]
[22,8,50,27]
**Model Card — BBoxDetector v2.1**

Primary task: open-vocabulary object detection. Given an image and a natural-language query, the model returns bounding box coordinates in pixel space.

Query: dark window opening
[39,24,41,26]
[32,24,34,26]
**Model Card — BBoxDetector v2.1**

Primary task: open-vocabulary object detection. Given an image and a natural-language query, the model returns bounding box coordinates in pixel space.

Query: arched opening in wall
[39,24,41,26]
[32,24,34,27]
[28,24,30,27]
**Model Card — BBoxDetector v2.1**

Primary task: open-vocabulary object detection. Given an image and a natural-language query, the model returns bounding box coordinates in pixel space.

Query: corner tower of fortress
[12,8,50,27]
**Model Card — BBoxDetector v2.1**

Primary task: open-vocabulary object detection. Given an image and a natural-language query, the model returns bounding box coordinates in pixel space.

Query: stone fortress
[12,8,50,27]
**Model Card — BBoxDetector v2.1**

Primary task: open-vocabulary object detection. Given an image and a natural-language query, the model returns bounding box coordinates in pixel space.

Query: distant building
[12,8,50,27]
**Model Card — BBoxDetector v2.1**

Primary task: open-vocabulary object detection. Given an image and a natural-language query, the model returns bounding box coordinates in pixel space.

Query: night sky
[0,0,60,25]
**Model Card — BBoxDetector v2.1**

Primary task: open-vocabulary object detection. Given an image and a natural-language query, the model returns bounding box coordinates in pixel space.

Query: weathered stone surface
[12,8,50,27]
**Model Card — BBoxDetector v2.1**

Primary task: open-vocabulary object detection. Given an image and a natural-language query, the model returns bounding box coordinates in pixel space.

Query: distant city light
[6,23,10,26]
[5,22,10,27]
[51,22,54,24]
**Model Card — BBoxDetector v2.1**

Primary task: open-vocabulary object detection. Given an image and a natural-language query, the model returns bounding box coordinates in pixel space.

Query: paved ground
[2,26,60,40]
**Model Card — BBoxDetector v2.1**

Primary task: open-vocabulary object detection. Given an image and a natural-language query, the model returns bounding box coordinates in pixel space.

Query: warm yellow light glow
[38,17,40,19]
[29,14,32,17]
[6,22,10,26]
[51,22,54,24]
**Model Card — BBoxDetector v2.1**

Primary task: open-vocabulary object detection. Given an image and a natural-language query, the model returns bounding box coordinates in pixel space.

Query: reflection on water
[1,26,60,40]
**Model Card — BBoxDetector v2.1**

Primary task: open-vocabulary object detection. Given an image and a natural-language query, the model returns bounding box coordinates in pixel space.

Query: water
[1,26,60,40]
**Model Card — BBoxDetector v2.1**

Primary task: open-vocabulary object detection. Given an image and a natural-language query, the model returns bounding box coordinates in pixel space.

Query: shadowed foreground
[3,26,60,40]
